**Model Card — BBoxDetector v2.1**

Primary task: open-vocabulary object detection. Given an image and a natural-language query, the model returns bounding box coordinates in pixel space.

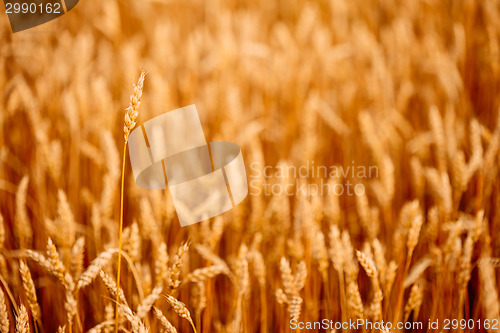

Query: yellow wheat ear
[115,70,146,333]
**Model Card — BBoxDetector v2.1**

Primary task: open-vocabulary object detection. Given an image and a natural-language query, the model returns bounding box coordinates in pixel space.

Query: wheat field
[0,0,500,332]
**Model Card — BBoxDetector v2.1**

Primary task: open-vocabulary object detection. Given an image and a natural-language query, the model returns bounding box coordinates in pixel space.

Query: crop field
[0,0,499,332]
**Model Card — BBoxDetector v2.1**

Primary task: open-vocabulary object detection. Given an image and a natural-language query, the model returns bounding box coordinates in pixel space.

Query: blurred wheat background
[0,0,500,332]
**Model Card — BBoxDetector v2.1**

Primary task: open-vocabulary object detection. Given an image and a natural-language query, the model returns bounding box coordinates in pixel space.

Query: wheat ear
[164,294,198,333]
[117,303,148,333]
[115,70,146,333]
[0,288,9,333]
[136,285,163,319]
[153,307,178,333]
[77,248,116,290]
[403,283,423,321]
[169,242,190,290]
[15,304,29,333]
[19,260,40,323]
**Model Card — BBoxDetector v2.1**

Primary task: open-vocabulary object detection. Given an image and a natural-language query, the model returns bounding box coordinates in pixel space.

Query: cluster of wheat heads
[1,0,500,332]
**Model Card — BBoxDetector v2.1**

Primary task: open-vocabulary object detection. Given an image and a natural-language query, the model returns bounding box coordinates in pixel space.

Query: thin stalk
[190,319,198,333]
[114,143,127,333]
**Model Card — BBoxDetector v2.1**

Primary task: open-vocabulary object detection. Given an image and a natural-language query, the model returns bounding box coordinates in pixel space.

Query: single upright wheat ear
[115,70,147,333]
[124,71,146,143]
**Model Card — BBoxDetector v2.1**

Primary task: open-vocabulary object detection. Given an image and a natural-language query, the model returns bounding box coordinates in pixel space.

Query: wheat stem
[114,143,127,333]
